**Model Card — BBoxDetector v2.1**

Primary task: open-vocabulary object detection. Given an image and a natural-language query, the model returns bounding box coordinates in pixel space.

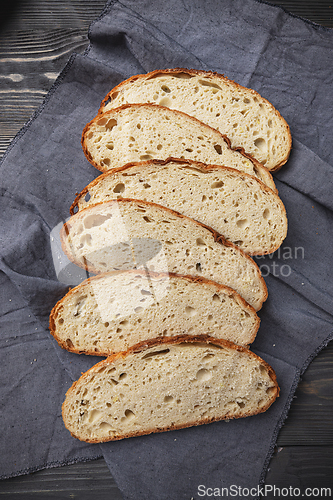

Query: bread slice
[99,68,291,172]
[62,335,279,443]
[71,159,287,256]
[50,270,260,356]
[60,199,267,311]
[82,103,276,192]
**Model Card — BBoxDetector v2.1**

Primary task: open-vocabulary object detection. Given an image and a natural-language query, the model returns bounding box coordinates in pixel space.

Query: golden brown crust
[49,269,260,356]
[81,102,277,188]
[97,67,292,170]
[62,334,279,443]
[61,197,268,309]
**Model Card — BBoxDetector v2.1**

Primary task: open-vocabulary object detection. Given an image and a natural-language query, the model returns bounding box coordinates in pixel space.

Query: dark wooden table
[0,1,332,498]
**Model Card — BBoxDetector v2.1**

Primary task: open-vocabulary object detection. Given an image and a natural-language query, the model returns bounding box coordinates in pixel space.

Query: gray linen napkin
[0,1,332,498]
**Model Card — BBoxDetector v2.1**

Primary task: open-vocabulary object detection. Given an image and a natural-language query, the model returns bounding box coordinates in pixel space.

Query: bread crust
[81,102,277,191]
[98,67,292,172]
[60,197,268,309]
[49,269,261,355]
[62,334,280,443]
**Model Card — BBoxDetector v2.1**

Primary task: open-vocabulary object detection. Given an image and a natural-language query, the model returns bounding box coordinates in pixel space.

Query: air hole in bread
[113,183,125,194]
[172,72,194,79]
[110,90,119,100]
[196,263,202,273]
[243,97,251,104]
[196,238,206,247]
[106,143,114,150]
[140,154,153,160]
[202,353,215,361]
[80,234,92,246]
[97,118,108,126]
[159,97,172,107]
[212,294,220,302]
[214,144,222,155]
[141,289,152,296]
[236,219,248,229]
[142,348,170,360]
[84,192,91,202]
[99,422,115,431]
[196,368,212,382]
[211,180,224,189]
[237,401,246,408]
[66,338,74,348]
[164,395,174,403]
[76,223,84,235]
[83,213,112,229]
[160,85,171,93]
[143,216,153,223]
[198,80,222,91]
[254,138,266,151]
[109,378,118,386]
[263,208,270,219]
[105,119,117,131]
[185,306,197,317]
[89,409,102,423]
[123,409,135,420]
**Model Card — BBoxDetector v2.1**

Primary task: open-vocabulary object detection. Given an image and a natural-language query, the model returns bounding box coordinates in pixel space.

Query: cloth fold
[1,0,332,498]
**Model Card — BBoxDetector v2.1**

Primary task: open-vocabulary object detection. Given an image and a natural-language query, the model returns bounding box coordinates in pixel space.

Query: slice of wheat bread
[62,335,279,443]
[82,103,276,192]
[71,158,287,256]
[60,199,267,311]
[99,68,292,171]
[50,270,260,356]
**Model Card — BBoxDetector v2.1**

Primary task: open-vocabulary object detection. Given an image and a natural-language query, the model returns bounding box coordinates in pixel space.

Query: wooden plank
[277,341,333,446]
[0,26,92,157]
[265,0,333,27]
[0,459,123,499]
[1,448,332,498]
[266,446,333,491]
[2,0,107,31]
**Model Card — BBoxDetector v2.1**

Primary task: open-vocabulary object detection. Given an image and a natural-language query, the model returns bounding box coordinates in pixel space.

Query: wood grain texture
[265,0,333,27]
[0,0,332,497]
[0,459,123,499]
[278,342,333,446]
[0,0,106,157]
